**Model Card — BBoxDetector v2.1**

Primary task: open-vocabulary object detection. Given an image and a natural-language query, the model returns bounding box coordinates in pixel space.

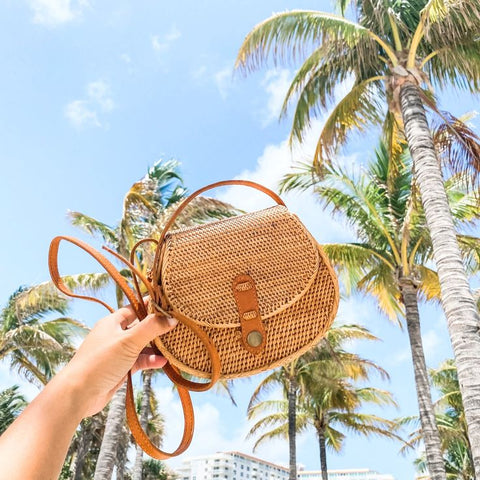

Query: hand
[60,303,177,418]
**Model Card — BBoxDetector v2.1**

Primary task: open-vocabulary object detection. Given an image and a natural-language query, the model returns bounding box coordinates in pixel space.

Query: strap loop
[48,235,221,458]
[152,180,285,284]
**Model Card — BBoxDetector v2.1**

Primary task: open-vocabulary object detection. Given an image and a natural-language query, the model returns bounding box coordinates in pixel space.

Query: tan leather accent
[48,235,221,459]
[152,180,286,284]
[232,274,266,355]
[126,371,194,459]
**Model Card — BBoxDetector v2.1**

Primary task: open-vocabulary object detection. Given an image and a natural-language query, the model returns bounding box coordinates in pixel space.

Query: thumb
[129,313,178,348]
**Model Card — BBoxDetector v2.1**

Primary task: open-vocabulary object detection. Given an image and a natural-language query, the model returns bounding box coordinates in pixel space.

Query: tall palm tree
[131,375,165,480]
[278,144,480,478]
[68,159,238,479]
[405,360,474,479]
[247,324,397,480]
[0,285,88,386]
[0,386,27,435]
[236,3,480,475]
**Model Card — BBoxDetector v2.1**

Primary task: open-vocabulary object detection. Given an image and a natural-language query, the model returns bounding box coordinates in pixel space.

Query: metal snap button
[247,331,263,348]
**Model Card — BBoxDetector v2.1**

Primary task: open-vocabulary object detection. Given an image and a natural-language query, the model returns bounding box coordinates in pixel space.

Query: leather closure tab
[232,274,266,355]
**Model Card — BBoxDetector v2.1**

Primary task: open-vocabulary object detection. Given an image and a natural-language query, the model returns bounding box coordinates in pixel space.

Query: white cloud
[159,384,305,472]
[86,80,115,112]
[65,100,100,128]
[214,66,233,100]
[215,119,355,244]
[28,0,89,27]
[260,69,293,127]
[120,53,131,64]
[151,25,181,54]
[65,80,115,129]
[191,65,208,81]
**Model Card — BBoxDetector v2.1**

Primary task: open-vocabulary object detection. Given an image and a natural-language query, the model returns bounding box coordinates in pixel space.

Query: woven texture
[153,205,339,379]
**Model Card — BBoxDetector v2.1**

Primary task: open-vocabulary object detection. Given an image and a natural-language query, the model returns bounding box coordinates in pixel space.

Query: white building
[175,452,395,480]
[298,469,395,480]
[175,451,290,480]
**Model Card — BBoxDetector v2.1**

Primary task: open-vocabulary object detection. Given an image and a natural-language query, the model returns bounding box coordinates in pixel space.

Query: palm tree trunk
[288,377,297,480]
[73,420,94,480]
[317,426,328,480]
[94,382,127,480]
[132,371,153,480]
[399,278,446,480]
[400,82,480,479]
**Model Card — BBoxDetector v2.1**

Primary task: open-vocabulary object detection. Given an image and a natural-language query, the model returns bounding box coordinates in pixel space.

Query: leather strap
[152,180,286,283]
[47,235,218,458]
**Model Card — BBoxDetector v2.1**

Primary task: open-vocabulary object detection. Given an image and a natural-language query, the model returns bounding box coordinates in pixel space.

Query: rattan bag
[151,180,339,381]
[48,179,339,460]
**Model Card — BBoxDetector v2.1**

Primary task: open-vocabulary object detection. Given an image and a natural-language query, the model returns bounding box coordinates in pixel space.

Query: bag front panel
[160,206,319,328]
[155,244,339,379]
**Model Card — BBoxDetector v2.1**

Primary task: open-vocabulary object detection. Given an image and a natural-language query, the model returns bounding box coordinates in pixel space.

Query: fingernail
[167,316,178,327]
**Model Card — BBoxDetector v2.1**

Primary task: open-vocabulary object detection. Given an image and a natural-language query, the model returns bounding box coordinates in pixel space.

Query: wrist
[47,368,92,422]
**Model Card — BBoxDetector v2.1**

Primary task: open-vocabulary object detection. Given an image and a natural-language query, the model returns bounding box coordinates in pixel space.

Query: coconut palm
[0,285,88,386]
[131,374,165,480]
[405,360,474,479]
[247,324,397,480]
[141,458,173,480]
[0,386,27,435]
[278,143,480,478]
[236,2,480,475]
[68,159,238,480]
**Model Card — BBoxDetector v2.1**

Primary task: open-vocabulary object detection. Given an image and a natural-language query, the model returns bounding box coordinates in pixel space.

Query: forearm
[0,370,87,480]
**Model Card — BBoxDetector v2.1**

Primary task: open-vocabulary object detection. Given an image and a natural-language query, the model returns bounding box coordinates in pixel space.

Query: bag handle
[152,180,286,282]
[48,235,219,459]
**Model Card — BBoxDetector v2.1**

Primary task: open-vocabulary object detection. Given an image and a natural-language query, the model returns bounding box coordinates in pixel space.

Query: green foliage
[0,385,27,434]
[282,141,480,321]
[402,360,474,479]
[247,324,398,466]
[64,159,238,477]
[141,459,170,480]
[0,286,88,385]
[236,0,480,180]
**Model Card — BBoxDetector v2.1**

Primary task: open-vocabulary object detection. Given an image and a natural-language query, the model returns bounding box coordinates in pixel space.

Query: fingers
[116,297,150,329]
[127,313,178,348]
[132,354,168,374]
[115,303,143,329]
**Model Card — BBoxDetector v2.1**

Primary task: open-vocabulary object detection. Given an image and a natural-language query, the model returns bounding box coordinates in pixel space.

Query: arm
[0,305,177,480]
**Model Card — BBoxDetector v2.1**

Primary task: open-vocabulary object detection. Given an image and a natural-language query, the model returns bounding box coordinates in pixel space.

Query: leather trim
[232,274,266,355]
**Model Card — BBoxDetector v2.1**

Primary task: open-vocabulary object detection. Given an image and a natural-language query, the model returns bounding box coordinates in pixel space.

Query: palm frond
[323,242,390,294]
[236,10,371,72]
[425,43,480,94]
[357,263,402,322]
[68,212,117,246]
[313,77,385,166]
[429,109,480,190]
[457,234,480,275]
[417,265,441,302]
[279,161,320,194]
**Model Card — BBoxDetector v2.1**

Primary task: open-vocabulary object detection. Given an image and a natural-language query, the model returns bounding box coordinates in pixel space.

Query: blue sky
[1,1,479,479]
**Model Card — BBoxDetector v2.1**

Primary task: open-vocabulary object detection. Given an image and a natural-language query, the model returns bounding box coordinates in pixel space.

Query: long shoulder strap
[48,236,196,459]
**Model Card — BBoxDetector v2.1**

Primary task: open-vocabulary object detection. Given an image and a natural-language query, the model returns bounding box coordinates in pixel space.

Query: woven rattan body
[153,205,339,379]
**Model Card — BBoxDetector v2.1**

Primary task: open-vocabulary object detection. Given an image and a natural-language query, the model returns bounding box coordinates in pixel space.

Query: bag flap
[159,205,319,327]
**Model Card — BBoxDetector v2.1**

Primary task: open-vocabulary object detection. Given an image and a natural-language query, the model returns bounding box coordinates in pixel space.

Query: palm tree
[278,143,480,478]
[141,458,174,480]
[405,360,474,479]
[131,374,165,480]
[0,285,88,386]
[0,386,27,435]
[68,159,238,479]
[235,3,480,475]
[247,324,397,480]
